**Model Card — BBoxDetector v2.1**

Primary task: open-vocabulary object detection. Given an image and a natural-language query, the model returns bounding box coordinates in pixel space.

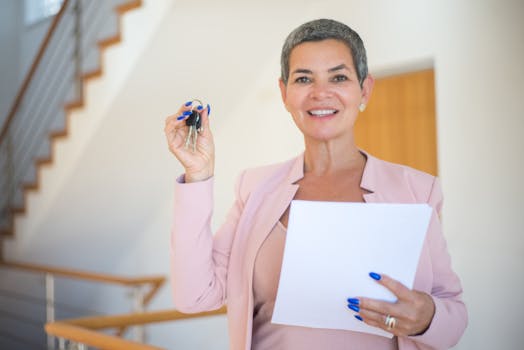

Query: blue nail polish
[369,272,381,281]
[355,315,363,321]
[183,110,192,116]
[207,104,211,116]
[184,101,193,106]
[347,298,359,305]
[176,115,186,120]
[197,105,203,111]
[348,304,360,312]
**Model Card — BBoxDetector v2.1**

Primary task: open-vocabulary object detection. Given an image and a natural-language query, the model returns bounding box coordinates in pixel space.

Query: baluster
[73,0,83,99]
[3,130,14,229]
[132,285,146,342]
[46,273,56,349]
[58,337,66,350]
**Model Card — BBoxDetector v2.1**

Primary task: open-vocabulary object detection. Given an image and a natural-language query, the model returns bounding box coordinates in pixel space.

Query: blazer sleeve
[170,171,246,313]
[407,178,468,349]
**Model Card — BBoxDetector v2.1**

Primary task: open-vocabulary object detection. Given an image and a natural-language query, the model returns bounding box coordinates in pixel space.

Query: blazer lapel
[360,150,385,203]
[245,182,299,267]
[244,155,304,273]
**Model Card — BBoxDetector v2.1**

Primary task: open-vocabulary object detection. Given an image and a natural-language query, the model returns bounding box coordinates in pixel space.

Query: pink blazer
[170,152,467,350]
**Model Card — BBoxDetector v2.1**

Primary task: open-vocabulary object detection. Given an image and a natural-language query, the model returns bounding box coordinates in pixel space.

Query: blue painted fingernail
[348,304,360,312]
[197,105,203,111]
[176,115,186,120]
[184,101,193,106]
[183,110,192,116]
[347,298,359,305]
[369,272,381,281]
[207,104,211,116]
[355,315,363,321]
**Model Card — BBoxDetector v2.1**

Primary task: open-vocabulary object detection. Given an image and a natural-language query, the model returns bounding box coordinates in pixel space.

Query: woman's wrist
[410,293,435,336]
[184,170,214,183]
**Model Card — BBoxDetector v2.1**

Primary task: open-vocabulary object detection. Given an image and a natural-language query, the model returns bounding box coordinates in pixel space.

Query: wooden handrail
[2,259,167,341]
[56,307,227,329]
[0,0,70,142]
[45,307,227,350]
[0,260,164,285]
[0,260,165,305]
[45,323,163,350]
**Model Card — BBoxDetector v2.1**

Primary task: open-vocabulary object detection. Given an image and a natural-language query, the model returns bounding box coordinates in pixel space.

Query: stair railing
[0,260,165,350]
[45,306,228,350]
[0,0,141,237]
[0,0,74,236]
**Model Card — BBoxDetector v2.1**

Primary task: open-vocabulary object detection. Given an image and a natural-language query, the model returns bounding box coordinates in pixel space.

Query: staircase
[0,0,142,244]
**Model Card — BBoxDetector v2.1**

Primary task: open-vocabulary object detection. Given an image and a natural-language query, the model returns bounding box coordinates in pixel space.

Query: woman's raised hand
[164,101,214,182]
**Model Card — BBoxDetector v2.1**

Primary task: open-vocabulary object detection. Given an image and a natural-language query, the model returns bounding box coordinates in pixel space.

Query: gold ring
[385,314,396,330]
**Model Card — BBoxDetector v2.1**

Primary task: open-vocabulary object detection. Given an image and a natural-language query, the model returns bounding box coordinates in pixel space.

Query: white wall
[3,0,524,349]
[434,1,524,348]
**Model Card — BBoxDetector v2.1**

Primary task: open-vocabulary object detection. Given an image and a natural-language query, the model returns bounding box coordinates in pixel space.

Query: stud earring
[359,103,366,112]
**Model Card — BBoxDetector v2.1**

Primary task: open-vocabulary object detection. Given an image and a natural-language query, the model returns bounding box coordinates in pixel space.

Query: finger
[373,273,412,301]
[165,113,184,132]
[358,308,407,336]
[165,111,192,150]
[165,126,186,154]
[165,101,195,126]
[165,115,188,144]
[165,101,197,142]
[177,100,196,117]
[200,103,211,130]
[357,307,389,330]
[358,297,396,317]
[175,110,194,124]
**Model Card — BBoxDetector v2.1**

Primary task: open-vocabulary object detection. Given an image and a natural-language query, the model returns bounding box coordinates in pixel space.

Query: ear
[279,78,289,111]
[360,74,375,106]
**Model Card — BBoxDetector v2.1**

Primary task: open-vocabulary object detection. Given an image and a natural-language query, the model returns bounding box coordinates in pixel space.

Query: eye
[294,76,311,84]
[331,74,348,82]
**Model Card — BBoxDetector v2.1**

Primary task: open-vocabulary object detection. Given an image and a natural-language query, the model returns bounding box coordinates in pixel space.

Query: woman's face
[279,39,373,143]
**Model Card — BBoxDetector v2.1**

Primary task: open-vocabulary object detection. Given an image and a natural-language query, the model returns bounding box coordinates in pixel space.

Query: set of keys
[184,100,203,152]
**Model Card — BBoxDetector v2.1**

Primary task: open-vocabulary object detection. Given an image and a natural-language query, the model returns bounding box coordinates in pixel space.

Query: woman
[164,19,467,350]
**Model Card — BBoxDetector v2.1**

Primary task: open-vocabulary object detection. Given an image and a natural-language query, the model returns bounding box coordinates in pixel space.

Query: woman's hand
[164,101,214,182]
[348,273,435,337]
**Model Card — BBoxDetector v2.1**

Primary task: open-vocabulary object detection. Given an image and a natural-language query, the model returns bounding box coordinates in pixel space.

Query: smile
[308,109,338,117]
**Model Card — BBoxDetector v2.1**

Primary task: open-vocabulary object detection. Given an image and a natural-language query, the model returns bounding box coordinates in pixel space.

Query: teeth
[309,109,336,117]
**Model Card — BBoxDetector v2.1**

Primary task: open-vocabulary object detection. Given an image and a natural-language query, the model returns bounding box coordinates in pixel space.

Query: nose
[309,81,333,100]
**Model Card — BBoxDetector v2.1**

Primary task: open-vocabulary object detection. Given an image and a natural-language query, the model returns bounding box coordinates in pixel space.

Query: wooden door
[355,69,438,175]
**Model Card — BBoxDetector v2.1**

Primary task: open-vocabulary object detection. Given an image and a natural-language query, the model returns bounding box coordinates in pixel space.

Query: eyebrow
[291,68,313,75]
[328,64,350,73]
[291,64,352,75]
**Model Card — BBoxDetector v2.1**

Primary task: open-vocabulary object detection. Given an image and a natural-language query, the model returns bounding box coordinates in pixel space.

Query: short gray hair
[280,19,368,87]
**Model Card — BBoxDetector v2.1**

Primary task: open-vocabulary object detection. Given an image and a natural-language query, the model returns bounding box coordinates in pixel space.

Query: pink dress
[251,221,398,350]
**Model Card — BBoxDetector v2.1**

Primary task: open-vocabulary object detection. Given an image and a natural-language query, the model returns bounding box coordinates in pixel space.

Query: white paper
[272,200,432,338]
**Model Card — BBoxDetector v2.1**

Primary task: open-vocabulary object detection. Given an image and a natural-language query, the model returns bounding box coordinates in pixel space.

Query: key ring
[191,99,204,111]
